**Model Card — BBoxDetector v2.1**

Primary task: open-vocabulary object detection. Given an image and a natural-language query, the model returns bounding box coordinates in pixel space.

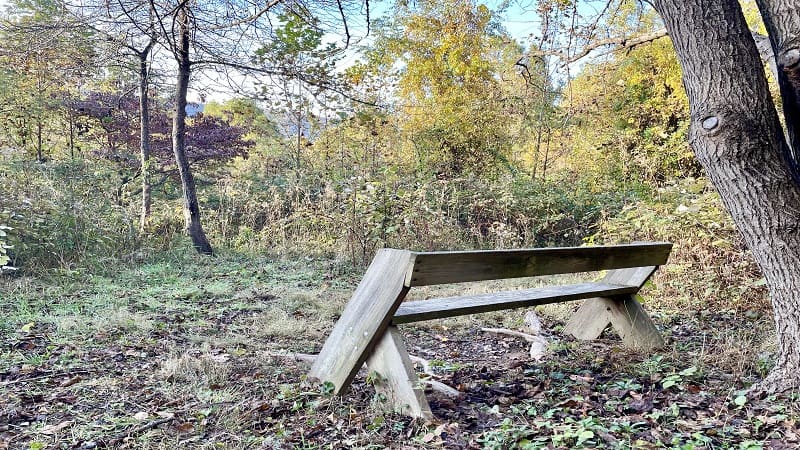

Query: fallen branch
[409,355,433,375]
[423,379,462,399]
[481,327,549,362]
[481,327,539,343]
[103,416,175,447]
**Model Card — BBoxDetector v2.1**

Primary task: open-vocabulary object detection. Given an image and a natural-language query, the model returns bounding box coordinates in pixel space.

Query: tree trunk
[138,47,153,232]
[651,0,800,393]
[755,0,800,180]
[172,6,213,255]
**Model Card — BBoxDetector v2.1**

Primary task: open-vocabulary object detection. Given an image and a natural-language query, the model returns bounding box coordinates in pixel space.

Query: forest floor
[1,250,798,449]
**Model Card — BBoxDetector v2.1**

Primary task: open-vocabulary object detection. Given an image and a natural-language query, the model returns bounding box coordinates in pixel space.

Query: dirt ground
[1,255,797,449]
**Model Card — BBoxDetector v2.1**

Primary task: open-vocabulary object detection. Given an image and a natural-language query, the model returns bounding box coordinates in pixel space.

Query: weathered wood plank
[564,266,659,340]
[309,249,414,394]
[366,326,432,419]
[563,295,663,349]
[606,294,665,349]
[392,282,639,324]
[602,266,659,288]
[407,242,672,286]
[562,298,613,340]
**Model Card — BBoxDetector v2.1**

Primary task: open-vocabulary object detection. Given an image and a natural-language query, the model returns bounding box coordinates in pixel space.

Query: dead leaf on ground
[59,375,82,387]
[40,420,72,435]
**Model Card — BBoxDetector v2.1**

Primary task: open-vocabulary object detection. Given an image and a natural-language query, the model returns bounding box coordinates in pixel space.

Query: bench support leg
[565,295,664,350]
[563,296,613,340]
[366,326,432,419]
[606,295,664,349]
[309,249,412,395]
[564,266,664,350]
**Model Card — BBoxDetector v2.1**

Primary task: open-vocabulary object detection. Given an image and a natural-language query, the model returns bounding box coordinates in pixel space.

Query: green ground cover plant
[0,248,791,449]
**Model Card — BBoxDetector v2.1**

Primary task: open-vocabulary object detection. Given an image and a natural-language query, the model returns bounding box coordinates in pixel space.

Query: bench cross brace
[563,266,664,349]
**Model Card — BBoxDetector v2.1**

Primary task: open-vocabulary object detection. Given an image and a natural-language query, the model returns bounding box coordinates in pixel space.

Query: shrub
[591,177,768,311]
[202,152,635,265]
[0,157,140,273]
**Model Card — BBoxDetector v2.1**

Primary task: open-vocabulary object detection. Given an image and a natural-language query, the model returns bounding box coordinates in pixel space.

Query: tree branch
[206,0,284,31]
[529,28,668,64]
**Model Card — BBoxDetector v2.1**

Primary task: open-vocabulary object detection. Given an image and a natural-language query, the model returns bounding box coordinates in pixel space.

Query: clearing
[1,249,796,449]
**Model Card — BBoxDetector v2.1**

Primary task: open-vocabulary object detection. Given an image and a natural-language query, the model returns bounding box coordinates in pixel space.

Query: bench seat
[393,282,638,324]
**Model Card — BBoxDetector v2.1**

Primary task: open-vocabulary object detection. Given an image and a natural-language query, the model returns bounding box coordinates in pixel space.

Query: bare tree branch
[530,28,668,64]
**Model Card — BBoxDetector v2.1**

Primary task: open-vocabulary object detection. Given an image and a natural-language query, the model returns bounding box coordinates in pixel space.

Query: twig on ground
[481,327,549,362]
[409,354,433,375]
[423,379,463,398]
[481,327,539,342]
[103,416,175,447]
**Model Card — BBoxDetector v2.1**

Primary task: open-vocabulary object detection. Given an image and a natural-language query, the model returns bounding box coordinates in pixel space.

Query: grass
[0,247,794,449]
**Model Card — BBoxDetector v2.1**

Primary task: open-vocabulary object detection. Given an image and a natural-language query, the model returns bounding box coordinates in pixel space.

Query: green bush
[590,177,768,311]
[0,157,140,273]
[0,209,15,273]
[202,152,635,265]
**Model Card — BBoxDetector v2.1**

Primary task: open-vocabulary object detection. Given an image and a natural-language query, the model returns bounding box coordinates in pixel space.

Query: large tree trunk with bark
[650,0,800,392]
[755,0,800,181]
[172,5,213,255]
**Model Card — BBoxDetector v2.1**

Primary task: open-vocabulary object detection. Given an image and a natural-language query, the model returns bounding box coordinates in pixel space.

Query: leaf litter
[0,257,798,449]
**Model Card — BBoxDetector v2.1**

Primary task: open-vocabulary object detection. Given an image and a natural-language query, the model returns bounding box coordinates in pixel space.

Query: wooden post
[606,295,664,349]
[309,249,413,394]
[562,296,614,340]
[366,326,432,419]
[564,266,665,349]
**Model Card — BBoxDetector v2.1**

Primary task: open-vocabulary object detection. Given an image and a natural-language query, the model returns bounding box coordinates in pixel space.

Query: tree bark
[138,46,153,232]
[650,0,800,392]
[755,0,800,179]
[172,5,213,255]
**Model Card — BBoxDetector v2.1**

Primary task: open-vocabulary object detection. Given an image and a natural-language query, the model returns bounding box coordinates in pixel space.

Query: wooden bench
[309,242,672,418]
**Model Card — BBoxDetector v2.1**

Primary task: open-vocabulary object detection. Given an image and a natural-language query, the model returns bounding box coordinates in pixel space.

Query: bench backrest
[406,242,672,286]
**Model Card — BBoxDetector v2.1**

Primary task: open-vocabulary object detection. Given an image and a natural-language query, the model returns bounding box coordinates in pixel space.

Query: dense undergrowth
[1,148,766,315]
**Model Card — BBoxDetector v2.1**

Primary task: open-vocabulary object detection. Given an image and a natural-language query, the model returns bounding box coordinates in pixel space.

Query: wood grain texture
[366,326,432,419]
[393,282,639,324]
[562,298,613,340]
[607,294,665,349]
[309,249,413,394]
[601,266,658,288]
[407,242,672,286]
[564,266,656,339]
[564,295,664,349]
